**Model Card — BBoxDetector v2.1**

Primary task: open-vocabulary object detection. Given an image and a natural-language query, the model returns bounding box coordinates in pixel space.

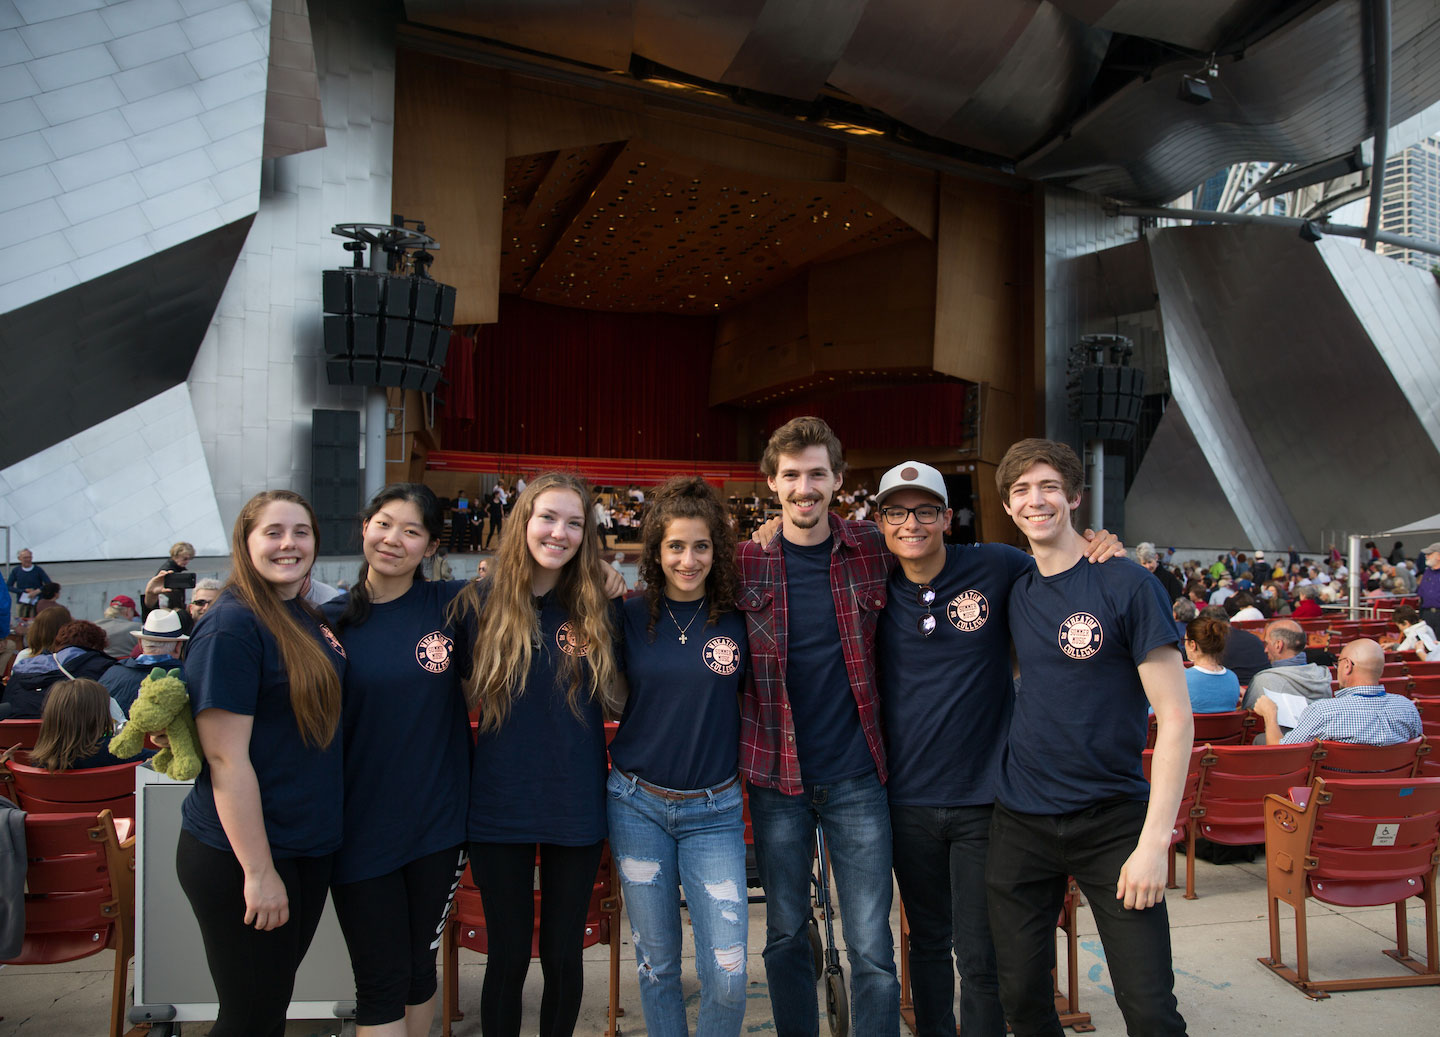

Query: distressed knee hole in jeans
[631,933,661,984]
[618,856,661,884]
[704,878,741,903]
[714,944,746,974]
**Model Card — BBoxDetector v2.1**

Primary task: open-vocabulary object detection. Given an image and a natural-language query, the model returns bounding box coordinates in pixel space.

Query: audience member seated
[11,605,71,664]
[1209,575,1237,606]
[1138,542,1184,603]
[1200,605,1269,685]
[32,582,63,614]
[1184,616,1242,712]
[1380,605,1436,661]
[0,620,115,721]
[26,678,151,771]
[1225,591,1265,623]
[188,578,222,625]
[99,609,188,717]
[1240,619,1333,740]
[1290,585,1322,618]
[95,595,141,659]
[1172,597,1196,653]
[1254,638,1421,746]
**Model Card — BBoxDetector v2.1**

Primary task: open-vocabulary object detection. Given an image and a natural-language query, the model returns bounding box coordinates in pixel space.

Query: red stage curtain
[439,296,739,459]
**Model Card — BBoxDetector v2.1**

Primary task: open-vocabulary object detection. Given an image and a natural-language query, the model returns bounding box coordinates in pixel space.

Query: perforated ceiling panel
[500,141,917,313]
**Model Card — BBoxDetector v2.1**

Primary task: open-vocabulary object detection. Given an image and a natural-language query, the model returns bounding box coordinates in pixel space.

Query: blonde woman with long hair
[451,471,621,1037]
[175,490,347,1037]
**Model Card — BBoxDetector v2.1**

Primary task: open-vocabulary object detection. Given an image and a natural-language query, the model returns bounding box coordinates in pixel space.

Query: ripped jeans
[607,768,748,1037]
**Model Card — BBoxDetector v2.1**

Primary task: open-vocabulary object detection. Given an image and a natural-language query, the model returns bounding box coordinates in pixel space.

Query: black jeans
[175,830,333,1037]
[891,803,1004,1037]
[468,840,604,1037]
[331,844,467,1025]
[986,799,1186,1037]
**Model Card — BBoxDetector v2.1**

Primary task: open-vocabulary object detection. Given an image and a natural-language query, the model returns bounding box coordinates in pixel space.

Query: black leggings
[175,829,333,1037]
[331,845,467,1025]
[468,840,604,1037]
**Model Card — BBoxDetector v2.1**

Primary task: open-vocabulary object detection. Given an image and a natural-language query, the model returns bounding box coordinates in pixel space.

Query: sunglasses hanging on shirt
[917,584,937,636]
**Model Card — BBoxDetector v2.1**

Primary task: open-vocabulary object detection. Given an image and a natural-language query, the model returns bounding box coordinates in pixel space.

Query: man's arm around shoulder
[1121,644,1193,910]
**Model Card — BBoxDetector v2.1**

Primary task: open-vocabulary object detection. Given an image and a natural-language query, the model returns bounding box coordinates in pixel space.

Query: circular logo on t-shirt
[947,590,989,632]
[416,630,453,673]
[1058,612,1103,660]
[319,624,346,658]
[703,635,740,676]
[556,621,589,657]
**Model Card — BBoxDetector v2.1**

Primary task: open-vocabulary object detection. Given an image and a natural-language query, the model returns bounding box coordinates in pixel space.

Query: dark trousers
[175,830,333,1037]
[468,840,604,1037]
[331,845,467,1026]
[891,803,1004,1036]
[986,799,1186,1037]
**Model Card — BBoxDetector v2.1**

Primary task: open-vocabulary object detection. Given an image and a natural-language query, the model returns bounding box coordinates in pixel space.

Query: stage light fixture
[1178,74,1213,105]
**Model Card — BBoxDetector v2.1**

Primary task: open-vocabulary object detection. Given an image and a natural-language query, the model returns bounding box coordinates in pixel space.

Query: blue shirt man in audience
[986,438,1191,1036]
[1254,638,1422,746]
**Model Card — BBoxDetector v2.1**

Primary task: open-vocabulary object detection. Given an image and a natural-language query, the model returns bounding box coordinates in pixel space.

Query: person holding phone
[144,541,198,617]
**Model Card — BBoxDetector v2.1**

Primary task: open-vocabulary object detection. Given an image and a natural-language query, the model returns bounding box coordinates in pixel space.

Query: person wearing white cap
[872,459,1123,1036]
[98,608,188,717]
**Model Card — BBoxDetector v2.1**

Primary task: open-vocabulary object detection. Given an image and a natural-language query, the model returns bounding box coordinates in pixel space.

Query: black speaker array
[311,408,361,555]
[321,268,455,392]
[1077,364,1145,442]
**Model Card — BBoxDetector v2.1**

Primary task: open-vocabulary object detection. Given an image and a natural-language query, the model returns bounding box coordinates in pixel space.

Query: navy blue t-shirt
[323,580,473,884]
[782,535,872,785]
[610,595,747,791]
[181,591,348,858]
[878,544,1033,807]
[467,591,617,845]
[1000,556,1179,814]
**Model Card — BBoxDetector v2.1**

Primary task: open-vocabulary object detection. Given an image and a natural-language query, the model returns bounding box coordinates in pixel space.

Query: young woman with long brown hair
[175,490,347,1037]
[28,677,148,771]
[606,475,749,1036]
[451,471,621,1037]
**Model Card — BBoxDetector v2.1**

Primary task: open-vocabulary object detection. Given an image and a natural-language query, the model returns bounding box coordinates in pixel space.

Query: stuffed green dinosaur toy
[109,666,202,781]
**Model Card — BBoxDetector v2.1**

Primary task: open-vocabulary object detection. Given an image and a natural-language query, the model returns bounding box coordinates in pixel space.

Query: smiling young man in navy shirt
[990,439,1191,1036]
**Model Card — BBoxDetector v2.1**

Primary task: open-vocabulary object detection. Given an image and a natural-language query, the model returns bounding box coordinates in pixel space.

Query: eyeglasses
[880,505,944,525]
[916,584,937,636]
[192,598,215,611]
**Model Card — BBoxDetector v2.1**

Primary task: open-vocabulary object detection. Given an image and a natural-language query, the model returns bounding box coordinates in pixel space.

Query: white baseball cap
[876,461,948,508]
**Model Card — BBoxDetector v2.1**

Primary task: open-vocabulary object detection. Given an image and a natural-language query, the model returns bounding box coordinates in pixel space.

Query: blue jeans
[747,773,900,1037]
[890,804,1003,1036]
[607,769,748,1037]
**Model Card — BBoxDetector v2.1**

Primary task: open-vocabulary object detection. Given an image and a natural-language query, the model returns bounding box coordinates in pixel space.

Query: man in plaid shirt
[737,416,900,1036]
[1255,637,1422,745]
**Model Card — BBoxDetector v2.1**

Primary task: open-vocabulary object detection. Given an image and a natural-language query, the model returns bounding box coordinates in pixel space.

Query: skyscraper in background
[1380,136,1440,269]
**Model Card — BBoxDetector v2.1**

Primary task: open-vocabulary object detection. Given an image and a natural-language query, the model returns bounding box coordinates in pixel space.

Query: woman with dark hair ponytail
[606,475,750,1036]
[176,490,347,1037]
[322,483,473,1037]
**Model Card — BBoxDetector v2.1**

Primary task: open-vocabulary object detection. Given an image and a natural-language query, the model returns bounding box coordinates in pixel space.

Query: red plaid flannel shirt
[736,513,893,794]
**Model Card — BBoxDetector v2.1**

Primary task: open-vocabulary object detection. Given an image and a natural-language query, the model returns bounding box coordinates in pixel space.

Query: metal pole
[1108,204,1440,259]
[1348,533,1362,621]
[1363,0,1392,251]
[364,387,387,503]
[1084,440,1104,533]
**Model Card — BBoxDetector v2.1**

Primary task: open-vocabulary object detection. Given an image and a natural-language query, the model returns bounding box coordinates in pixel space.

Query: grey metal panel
[1319,236,1440,454]
[1147,227,1306,550]
[402,0,634,70]
[1124,403,1250,551]
[632,0,763,83]
[1021,0,1440,203]
[1149,223,1440,548]
[720,0,867,99]
[1052,0,1266,52]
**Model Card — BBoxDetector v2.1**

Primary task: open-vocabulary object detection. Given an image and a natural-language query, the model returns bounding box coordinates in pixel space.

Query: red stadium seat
[1,757,140,819]
[1197,743,1319,848]
[1260,777,1440,998]
[440,848,622,1037]
[1312,739,1428,780]
[2,810,135,1037]
[1143,744,1209,899]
